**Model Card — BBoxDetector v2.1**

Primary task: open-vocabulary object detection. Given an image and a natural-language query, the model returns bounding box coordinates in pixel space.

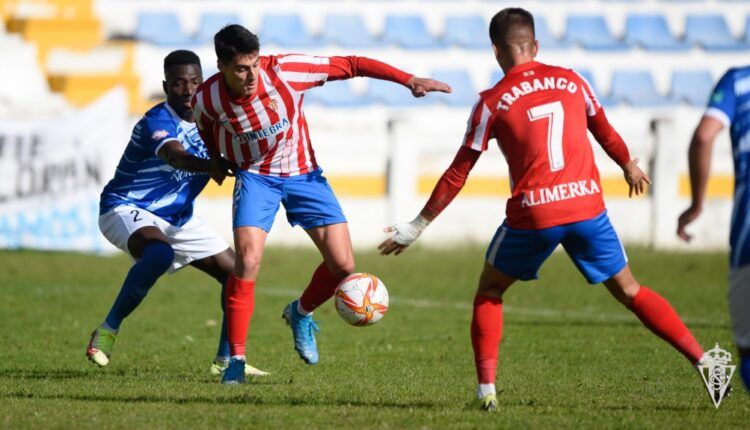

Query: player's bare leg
[283,223,355,365]
[88,226,174,367]
[472,262,516,411]
[222,226,267,384]
[604,265,705,364]
[191,249,268,377]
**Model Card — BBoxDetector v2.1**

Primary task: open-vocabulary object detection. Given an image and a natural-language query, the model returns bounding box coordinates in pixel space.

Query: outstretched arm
[676,116,724,242]
[378,146,481,255]
[158,141,237,185]
[327,56,452,97]
[587,109,650,197]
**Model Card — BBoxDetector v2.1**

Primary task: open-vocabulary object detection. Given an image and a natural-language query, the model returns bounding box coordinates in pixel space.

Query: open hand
[407,76,452,98]
[623,158,652,198]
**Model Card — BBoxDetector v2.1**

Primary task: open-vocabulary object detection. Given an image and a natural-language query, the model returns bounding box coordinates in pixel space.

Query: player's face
[164,64,203,120]
[219,52,261,98]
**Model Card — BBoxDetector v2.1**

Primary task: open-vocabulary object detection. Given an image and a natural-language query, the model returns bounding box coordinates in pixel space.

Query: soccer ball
[334,273,389,326]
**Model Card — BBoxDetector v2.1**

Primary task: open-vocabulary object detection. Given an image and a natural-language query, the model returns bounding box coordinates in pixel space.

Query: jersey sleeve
[276,54,413,93]
[573,71,602,117]
[705,70,736,127]
[190,92,219,158]
[141,113,180,157]
[461,97,493,151]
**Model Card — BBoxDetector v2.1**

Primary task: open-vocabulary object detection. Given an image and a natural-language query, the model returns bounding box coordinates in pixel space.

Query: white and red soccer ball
[334,273,389,326]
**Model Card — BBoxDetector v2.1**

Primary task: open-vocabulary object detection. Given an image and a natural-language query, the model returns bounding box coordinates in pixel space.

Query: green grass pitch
[0,246,747,429]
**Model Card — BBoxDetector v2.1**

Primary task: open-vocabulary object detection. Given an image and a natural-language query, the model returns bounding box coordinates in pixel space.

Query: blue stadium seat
[136,12,191,46]
[368,79,427,106]
[305,81,371,107]
[610,70,671,107]
[383,15,443,49]
[565,15,629,51]
[685,14,746,51]
[536,16,572,50]
[489,69,505,87]
[670,70,714,106]
[430,69,476,106]
[321,14,378,48]
[444,15,487,49]
[195,13,241,44]
[625,14,689,51]
[575,69,617,107]
[260,14,318,47]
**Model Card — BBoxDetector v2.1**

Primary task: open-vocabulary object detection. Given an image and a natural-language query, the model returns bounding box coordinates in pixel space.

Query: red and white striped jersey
[191,54,412,177]
[462,61,630,229]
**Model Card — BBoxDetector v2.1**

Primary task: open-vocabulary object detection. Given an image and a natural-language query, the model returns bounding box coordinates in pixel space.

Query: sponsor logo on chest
[233,117,291,145]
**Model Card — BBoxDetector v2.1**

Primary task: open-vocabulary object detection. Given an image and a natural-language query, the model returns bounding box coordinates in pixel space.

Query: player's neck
[167,101,196,123]
[500,56,536,74]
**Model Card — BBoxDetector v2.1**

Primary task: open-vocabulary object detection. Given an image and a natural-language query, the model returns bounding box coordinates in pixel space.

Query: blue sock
[216,279,231,360]
[104,241,174,330]
[741,356,750,392]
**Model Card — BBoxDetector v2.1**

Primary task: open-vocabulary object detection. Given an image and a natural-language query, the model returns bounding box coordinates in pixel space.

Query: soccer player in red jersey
[191,24,451,384]
[379,8,707,410]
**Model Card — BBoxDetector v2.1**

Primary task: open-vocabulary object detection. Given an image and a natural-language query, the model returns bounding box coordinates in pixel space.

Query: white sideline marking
[256,287,726,327]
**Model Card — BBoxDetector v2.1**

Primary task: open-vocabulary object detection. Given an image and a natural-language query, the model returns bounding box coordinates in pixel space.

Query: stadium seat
[195,13,241,44]
[670,70,714,106]
[368,79,427,106]
[136,12,191,46]
[575,69,618,107]
[625,14,689,51]
[382,15,443,49]
[565,15,629,51]
[444,15,487,49]
[535,16,572,50]
[489,69,505,87]
[260,14,318,47]
[321,14,378,48]
[430,69,476,106]
[305,80,371,107]
[685,14,746,51]
[610,70,671,107]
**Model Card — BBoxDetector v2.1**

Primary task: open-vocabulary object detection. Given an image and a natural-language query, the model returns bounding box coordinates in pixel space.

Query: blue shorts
[232,168,347,232]
[485,210,628,284]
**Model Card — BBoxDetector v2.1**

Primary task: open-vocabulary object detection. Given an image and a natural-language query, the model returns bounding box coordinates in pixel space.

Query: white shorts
[98,205,229,274]
[729,265,750,349]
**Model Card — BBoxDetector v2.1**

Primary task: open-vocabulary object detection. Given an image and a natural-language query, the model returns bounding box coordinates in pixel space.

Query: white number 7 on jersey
[527,101,565,172]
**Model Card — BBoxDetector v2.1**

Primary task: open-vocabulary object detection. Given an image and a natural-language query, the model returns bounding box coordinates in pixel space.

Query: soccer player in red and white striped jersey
[379,8,708,410]
[191,24,451,384]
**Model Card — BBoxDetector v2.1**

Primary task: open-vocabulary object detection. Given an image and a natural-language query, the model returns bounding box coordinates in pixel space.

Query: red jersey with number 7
[462,61,631,230]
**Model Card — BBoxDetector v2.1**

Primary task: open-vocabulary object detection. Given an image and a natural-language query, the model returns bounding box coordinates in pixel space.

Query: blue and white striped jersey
[100,102,210,227]
[706,66,750,268]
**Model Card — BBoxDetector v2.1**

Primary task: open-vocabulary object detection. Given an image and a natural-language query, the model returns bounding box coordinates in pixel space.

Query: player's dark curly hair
[163,50,201,73]
[489,7,535,46]
[214,24,260,64]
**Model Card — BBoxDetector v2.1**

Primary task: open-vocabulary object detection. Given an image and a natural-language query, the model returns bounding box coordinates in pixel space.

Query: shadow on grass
[2,390,436,409]
[0,369,289,386]
[505,317,728,330]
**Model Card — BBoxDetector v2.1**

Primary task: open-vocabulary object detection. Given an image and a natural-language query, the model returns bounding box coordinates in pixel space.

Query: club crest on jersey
[233,118,291,144]
[151,130,169,141]
[266,98,280,113]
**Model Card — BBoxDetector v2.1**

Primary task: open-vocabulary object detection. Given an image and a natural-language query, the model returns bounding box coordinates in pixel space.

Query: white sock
[297,301,312,316]
[230,355,246,362]
[477,383,496,399]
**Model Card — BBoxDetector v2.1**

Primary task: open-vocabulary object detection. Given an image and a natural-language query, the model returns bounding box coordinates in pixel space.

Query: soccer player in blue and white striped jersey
[88,50,267,378]
[678,66,750,391]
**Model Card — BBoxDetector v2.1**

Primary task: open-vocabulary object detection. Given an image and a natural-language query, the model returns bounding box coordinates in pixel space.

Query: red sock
[628,286,704,364]
[471,295,504,384]
[299,262,343,312]
[225,275,255,357]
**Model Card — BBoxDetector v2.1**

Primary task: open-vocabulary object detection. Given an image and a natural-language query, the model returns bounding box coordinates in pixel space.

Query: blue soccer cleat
[282,300,320,365]
[221,357,246,385]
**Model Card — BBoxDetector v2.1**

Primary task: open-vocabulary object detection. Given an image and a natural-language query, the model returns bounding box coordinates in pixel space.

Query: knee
[142,241,175,273]
[236,253,262,279]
